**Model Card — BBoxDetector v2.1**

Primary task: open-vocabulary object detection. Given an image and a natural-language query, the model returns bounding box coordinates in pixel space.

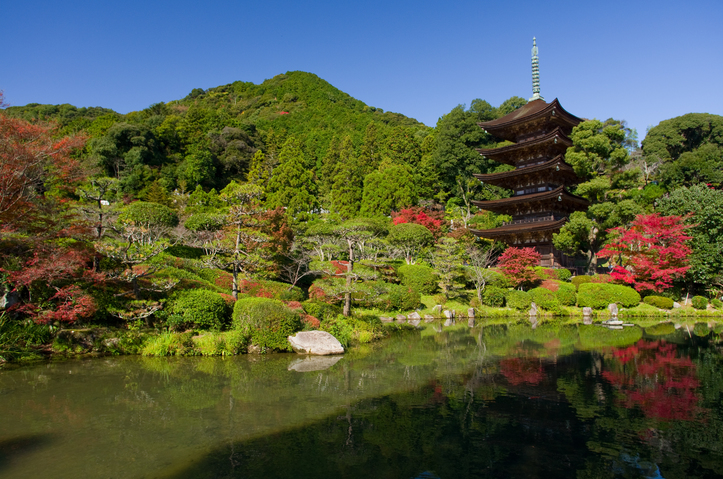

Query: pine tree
[266,137,318,221]
[317,136,341,206]
[359,122,382,175]
[359,163,416,216]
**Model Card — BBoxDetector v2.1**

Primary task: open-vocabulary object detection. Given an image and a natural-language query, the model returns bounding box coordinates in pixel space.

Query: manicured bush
[385,284,422,311]
[166,289,230,331]
[482,286,506,307]
[554,283,577,306]
[119,201,179,227]
[528,287,561,312]
[319,314,354,347]
[237,279,304,301]
[576,283,641,310]
[643,295,675,309]
[555,269,572,281]
[487,270,513,288]
[302,300,342,321]
[591,274,612,284]
[645,322,676,337]
[533,267,555,280]
[232,297,303,351]
[691,296,708,310]
[506,290,532,310]
[711,298,723,309]
[397,264,438,294]
[571,275,592,290]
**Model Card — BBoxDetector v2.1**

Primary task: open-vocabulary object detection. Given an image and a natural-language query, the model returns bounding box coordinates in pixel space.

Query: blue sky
[3,0,721,141]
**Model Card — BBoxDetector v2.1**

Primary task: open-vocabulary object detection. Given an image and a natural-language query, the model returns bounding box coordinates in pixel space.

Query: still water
[1,322,722,478]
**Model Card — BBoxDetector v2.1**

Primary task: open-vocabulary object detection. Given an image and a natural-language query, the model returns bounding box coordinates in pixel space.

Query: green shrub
[506,290,532,310]
[397,264,438,294]
[555,269,572,281]
[302,300,342,321]
[487,270,513,288]
[691,296,708,310]
[528,287,561,312]
[119,201,179,227]
[482,286,506,307]
[166,290,230,331]
[645,322,676,337]
[533,267,555,280]
[711,298,723,309]
[319,314,354,347]
[577,283,641,309]
[380,284,421,311]
[571,275,592,290]
[554,283,577,306]
[232,297,302,351]
[643,295,674,309]
[192,330,249,356]
[238,279,304,301]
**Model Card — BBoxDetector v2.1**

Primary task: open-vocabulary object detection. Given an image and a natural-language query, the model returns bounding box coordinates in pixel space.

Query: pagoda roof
[473,155,577,184]
[476,127,573,166]
[471,185,589,214]
[471,217,568,239]
[479,98,583,142]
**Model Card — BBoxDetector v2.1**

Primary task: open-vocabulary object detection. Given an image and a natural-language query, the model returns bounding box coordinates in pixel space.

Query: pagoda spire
[529,37,544,102]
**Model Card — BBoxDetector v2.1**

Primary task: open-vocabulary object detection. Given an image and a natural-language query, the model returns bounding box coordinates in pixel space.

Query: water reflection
[0,323,720,478]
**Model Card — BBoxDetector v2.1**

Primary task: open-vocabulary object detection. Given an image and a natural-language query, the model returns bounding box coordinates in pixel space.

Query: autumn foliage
[497,247,541,287]
[603,340,702,422]
[599,213,692,292]
[392,207,444,238]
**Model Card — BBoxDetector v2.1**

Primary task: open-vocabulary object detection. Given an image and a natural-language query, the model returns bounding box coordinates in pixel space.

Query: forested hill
[3,71,523,208]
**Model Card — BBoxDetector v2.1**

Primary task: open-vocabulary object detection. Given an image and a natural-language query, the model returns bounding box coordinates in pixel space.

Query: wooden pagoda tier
[476,127,573,167]
[471,185,589,218]
[470,217,567,243]
[478,98,583,143]
[473,155,582,191]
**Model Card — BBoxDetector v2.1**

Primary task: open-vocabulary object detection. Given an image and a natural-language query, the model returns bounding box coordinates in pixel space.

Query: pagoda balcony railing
[503,214,562,226]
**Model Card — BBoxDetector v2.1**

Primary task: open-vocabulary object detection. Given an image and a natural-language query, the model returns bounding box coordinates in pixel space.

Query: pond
[1,322,722,478]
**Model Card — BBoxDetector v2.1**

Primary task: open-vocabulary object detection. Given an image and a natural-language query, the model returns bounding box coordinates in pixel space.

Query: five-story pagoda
[471,38,588,268]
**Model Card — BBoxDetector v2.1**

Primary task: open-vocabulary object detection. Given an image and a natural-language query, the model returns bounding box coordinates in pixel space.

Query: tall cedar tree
[330,136,363,219]
[266,137,318,221]
[599,213,692,293]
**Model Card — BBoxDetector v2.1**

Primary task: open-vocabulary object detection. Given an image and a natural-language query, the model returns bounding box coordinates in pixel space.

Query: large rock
[424,314,436,322]
[608,303,619,317]
[673,302,682,309]
[288,355,343,372]
[408,311,422,320]
[582,307,592,316]
[288,331,344,355]
[0,288,19,310]
[467,308,475,318]
[380,316,393,323]
[529,302,538,316]
[395,314,407,323]
[443,310,455,319]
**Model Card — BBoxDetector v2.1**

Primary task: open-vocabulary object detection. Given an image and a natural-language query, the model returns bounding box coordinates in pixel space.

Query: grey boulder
[288,331,344,355]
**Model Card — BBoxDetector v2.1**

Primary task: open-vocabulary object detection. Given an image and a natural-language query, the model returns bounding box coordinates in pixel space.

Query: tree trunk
[232,263,239,301]
[132,276,141,300]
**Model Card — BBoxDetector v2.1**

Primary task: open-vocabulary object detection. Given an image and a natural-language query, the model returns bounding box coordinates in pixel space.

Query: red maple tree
[392,206,444,238]
[497,247,540,287]
[599,213,692,292]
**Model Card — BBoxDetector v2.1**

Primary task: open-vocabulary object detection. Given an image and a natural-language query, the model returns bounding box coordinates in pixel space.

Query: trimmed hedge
[711,298,723,309]
[528,287,561,312]
[483,286,506,307]
[506,290,532,310]
[643,295,674,310]
[397,264,438,294]
[166,289,230,331]
[691,296,708,310]
[577,283,641,310]
[237,279,305,302]
[302,300,342,321]
[554,283,577,306]
[555,269,572,281]
[232,297,302,351]
[571,275,592,290]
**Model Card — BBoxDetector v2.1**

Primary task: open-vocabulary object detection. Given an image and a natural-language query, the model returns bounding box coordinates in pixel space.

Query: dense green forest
[1,71,722,361]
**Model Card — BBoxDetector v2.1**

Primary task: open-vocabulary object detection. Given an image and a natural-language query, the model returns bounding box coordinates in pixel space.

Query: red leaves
[603,339,703,422]
[37,286,97,324]
[599,213,692,292]
[497,247,540,287]
[0,105,86,229]
[392,207,444,238]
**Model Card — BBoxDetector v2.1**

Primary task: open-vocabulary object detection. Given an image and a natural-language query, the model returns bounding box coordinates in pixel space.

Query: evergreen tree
[358,122,382,175]
[360,163,416,216]
[330,136,363,219]
[382,126,421,167]
[266,137,318,221]
[317,136,341,206]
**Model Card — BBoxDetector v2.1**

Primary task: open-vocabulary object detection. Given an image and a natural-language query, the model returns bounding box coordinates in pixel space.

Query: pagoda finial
[529,37,544,102]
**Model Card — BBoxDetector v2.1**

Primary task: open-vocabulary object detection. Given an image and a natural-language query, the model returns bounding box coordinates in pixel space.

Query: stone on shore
[408,311,422,320]
[529,302,538,316]
[424,314,435,322]
[380,316,393,323]
[288,331,344,355]
[467,308,475,318]
[608,303,618,317]
[443,310,455,319]
[395,314,407,323]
